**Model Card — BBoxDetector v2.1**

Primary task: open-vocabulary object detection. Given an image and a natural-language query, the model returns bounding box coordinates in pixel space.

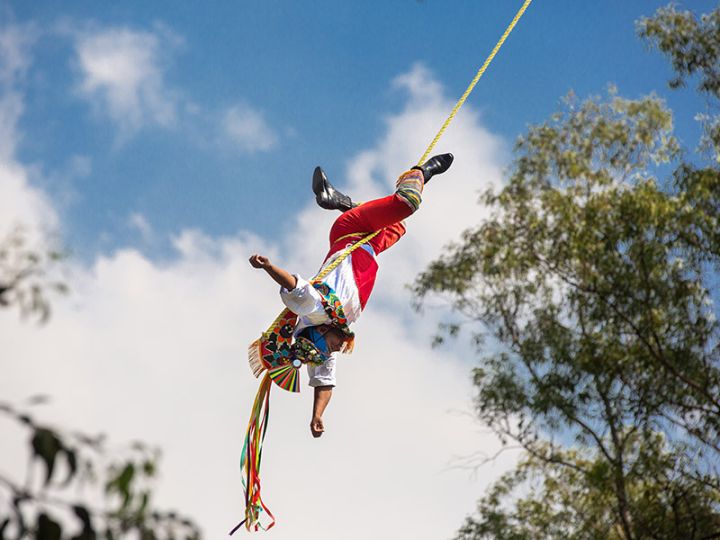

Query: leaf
[12,496,27,535]
[106,463,135,511]
[140,528,157,540]
[31,427,63,485]
[72,506,92,528]
[71,505,96,540]
[26,394,50,406]
[64,448,78,485]
[138,492,149,517]
[116,463,135,494]
[37,513,62,540]
[0,518,10,540]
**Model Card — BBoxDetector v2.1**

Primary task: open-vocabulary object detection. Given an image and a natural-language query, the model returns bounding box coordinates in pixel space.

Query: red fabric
[325,194,412,308]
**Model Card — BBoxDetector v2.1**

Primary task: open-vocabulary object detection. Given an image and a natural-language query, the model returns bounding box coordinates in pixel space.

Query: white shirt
[279,244,373,387]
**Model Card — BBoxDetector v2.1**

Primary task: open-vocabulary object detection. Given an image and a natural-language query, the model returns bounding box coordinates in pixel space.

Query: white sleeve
[279,275,324,316]
[306,354,337,387]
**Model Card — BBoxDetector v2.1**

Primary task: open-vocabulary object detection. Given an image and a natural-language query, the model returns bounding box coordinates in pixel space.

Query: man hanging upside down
[248,153,454,437]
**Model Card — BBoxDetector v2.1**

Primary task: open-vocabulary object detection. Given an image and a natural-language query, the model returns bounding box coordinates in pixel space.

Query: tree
[455,438,720,540]
[0,225,67,323]
[413,4,720,539]
[1,229,202,539]
[0,400,201,540]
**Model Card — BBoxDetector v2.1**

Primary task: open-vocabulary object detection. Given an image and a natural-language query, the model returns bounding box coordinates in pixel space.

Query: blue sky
[2,2,719,539]
[6,0,717,258]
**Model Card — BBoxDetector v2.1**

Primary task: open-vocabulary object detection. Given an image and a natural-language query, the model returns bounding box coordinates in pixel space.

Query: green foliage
[413,4,720,538]
[457,438,720,540]
[0,401,201,540]
[638,6,720,96]
[1,206,199,540]
[30,427,74,486]
[416,89,719,448]
[0,226,67,323]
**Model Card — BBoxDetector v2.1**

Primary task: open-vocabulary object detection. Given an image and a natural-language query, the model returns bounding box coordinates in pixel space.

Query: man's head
[300,324,348,355]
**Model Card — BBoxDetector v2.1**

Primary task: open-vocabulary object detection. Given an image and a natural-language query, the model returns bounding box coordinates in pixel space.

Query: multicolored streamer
[231,373,275,534]
[234,232,385,533]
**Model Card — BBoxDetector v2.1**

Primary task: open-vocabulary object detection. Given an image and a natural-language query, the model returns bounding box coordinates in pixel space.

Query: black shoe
[412,153,454,184]
[312,166,354,212]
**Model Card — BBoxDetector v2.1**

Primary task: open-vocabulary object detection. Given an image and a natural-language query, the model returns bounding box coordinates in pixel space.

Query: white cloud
[221,102,278,153]
[128,212,153,243]
[73,26,179,135]
[1,63,516,539]
[71,24,278,153]
[0,156,57,236]
[0,23,57,238]
[284,62,508,308]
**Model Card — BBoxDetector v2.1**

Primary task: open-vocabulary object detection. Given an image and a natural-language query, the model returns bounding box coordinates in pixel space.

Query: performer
[248,153,454,437]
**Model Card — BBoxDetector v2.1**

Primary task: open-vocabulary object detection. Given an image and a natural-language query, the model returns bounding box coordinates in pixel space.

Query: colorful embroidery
[395,169,424,212]
[257,309,298,370]
[248,280,356,394]
[291,336,331,365]
[311,281,355,352]
[311,282,351,332]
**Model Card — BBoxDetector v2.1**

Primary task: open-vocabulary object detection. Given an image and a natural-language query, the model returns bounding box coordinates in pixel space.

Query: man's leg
[313,153,454,213]
[368,221,406,255]
[329,169,424,244]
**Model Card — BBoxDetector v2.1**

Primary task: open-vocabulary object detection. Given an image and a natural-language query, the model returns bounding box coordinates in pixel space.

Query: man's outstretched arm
[249,254,297,290]
[311,385,333,438]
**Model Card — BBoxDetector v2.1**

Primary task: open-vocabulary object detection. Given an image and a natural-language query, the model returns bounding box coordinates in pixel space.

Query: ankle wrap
[394,169,424,212]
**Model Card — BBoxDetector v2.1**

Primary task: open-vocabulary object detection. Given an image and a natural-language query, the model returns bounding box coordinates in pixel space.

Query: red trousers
[328,193,412,255]
[324,193,413,308]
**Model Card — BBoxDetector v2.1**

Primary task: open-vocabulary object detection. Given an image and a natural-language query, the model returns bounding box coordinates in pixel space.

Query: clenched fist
[310,416,325,438]
[249,254,270,269]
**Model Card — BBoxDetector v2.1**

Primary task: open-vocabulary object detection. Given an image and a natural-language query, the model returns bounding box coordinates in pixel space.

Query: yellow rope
[313,0,534,290]
[261,231,380,335]
[259,0,532,337]
[245,7,536,531]
[416,0,533,166]
[314,231,380,280]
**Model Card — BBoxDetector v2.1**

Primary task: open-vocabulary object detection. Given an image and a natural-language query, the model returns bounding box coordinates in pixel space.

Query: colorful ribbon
[231,373,275,534]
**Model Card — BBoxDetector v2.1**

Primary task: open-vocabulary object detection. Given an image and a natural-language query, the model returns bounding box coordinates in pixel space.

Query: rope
[314,231,380,280]
[238,231,380,533]
[239,2,534,531]
[261,0,534,306]
[416,0,533,166]
[299,0,535,289]
[260,1,535,336]
[259,230,380,337]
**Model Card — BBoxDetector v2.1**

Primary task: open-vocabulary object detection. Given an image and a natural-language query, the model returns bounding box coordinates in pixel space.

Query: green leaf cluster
[458,437,720,540]
[0,402,201,540]
[413,4,720,538]
[0,226,67,324]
